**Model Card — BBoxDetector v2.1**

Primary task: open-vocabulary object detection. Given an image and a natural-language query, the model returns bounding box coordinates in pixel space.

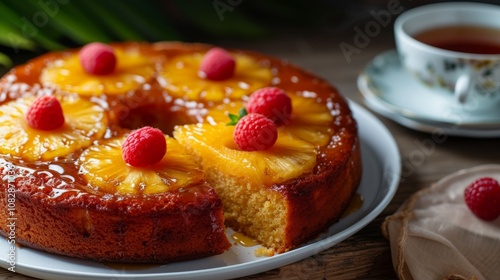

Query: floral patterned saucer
[358,50,500,137]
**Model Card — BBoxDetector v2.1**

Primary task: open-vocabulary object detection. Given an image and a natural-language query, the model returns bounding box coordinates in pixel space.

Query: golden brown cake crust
[0,41,361,261]
[0,157,229,263]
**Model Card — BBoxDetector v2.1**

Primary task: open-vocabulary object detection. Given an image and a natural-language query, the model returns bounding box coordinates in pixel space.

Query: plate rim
[1,101,401,280]
[362,89,500,138]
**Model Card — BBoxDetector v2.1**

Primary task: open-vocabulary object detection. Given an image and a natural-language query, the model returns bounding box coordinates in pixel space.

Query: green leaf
[0,2,37,51]
[7,0,112,45]
[227,113,240,126]
[238,107,248,118]
[98,0,180,41]
[0,52,13,68]
[46,2,112,43]
[173,0,265,39]
[226,107,248,126]
[72,1,143,41]
[0,23,36,51]
[1,0,67,50]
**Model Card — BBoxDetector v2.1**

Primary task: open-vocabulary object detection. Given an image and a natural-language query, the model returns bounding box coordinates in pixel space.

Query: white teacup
[394,2,500,110]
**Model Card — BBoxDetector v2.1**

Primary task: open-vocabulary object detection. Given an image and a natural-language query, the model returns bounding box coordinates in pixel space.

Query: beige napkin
[383,165,500,280]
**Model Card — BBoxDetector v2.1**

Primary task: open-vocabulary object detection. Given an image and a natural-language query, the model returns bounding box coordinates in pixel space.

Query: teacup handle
[454,73,474,104]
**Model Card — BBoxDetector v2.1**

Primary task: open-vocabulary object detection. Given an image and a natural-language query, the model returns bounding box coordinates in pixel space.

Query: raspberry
[79,42,117,75]
[234,113,277,151]
[199,47,235,81]
[122,126,167,167]
[246,87,292,125]
[26,96,65,130]
[464,177,500,221]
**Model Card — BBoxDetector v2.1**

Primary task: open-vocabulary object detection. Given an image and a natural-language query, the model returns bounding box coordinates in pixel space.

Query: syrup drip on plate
[231,232,259,247]
[341,193,364,218]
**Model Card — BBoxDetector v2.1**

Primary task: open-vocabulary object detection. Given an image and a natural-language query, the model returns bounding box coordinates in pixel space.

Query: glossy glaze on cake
[0,42,361,261]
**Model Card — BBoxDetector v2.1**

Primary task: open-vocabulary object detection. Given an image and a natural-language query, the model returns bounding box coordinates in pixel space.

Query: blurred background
[0,0,497,69]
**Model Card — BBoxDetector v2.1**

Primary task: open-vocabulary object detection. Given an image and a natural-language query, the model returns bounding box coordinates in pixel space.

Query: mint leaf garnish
[226,107,248,126]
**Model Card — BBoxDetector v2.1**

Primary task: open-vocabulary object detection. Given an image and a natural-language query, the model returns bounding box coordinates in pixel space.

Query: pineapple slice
[205,93,334,146]
[79,136,204,195]
[40,48,154,96]
[282,93,334,146]
[0,95,107,161]
[159,52,272,102]
[174,123,317,186]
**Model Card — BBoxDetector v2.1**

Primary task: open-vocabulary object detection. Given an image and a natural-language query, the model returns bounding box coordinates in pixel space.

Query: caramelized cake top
[0,42,357,203]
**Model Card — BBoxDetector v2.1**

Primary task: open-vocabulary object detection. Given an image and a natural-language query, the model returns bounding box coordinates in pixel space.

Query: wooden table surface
[2,28,499,280]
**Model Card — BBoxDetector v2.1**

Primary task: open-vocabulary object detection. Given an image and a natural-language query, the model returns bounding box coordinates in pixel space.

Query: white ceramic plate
[358,50,500,130]
[0,102,401,280]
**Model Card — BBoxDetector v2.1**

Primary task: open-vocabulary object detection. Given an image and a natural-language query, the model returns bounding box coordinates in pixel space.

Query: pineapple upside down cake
[0,42,362,262]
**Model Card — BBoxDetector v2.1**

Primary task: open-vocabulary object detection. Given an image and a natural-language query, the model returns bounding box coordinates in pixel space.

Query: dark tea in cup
[394,2,500,108]
[413,25,500,55]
